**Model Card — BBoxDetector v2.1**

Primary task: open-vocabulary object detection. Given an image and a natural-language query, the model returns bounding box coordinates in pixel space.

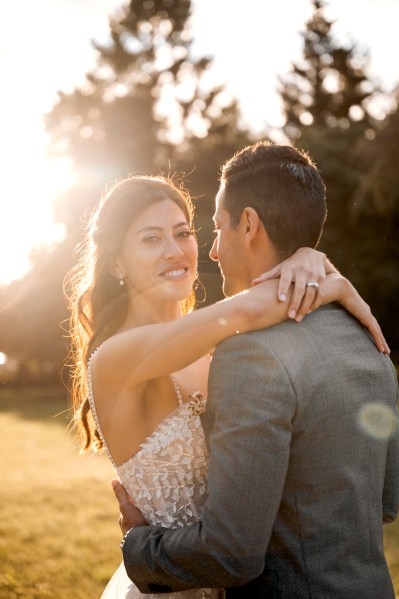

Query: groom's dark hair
[220,141,327,259]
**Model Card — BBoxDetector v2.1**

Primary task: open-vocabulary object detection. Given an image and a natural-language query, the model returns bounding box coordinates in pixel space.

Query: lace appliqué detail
[117,400,208,528]
[113,401,218,597]
[187,392,207,417]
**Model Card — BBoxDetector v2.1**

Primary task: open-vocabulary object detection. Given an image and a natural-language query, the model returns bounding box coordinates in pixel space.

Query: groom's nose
[209,236,218,261]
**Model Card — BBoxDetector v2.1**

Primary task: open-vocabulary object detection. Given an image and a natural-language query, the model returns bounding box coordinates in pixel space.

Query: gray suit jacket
[122,304,399,598]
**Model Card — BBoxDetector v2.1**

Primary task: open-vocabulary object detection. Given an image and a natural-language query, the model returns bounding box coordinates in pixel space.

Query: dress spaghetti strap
[87,349,184,468]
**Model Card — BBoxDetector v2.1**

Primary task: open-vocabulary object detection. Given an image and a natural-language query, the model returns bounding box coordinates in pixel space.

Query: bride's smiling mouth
[160,267,189,279]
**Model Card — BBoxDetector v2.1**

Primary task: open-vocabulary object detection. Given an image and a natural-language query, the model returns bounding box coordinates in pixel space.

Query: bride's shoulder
[89,328,148,395]
[90,326,144,367]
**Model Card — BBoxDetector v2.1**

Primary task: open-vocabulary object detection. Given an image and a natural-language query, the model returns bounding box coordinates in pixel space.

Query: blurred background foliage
[0,0,398,386]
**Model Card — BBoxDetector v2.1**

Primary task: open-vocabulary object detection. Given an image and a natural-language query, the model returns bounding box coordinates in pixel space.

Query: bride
[65,174,387,598]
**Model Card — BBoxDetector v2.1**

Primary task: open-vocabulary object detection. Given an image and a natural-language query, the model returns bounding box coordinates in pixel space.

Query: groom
[113,142,399,597]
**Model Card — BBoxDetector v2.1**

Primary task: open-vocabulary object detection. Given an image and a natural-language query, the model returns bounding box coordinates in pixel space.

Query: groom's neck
[248,241,281,284]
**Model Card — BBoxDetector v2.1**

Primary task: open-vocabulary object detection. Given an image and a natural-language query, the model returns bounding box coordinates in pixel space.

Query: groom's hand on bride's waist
[111,479,148,536]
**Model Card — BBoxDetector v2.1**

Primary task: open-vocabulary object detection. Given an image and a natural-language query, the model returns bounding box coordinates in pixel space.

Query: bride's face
[116,198,198,303]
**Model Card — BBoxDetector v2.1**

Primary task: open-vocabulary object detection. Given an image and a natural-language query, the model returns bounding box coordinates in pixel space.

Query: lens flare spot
[218,318,227,326]
[358,403,399,440]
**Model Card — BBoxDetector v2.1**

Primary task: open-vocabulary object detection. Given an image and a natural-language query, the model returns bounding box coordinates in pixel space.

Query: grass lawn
[0,386,398,598]
[0,387,120,599]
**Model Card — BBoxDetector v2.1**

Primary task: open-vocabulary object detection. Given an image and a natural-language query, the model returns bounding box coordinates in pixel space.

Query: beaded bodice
[87,362,209,529]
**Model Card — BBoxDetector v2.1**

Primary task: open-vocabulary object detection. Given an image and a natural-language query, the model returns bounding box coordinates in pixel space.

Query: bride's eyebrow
[136,222,188,234]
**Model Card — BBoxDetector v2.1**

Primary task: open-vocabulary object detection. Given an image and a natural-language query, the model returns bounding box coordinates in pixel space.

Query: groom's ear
[241,207,261,247]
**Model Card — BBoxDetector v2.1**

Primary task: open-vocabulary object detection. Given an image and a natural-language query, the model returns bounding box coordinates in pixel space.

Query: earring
[119,274,125,287]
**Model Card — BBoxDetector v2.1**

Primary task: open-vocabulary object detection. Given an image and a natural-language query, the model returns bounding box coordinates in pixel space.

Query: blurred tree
[1,0,253,383]
[279,0,399,359]
[279,0,377,141]
[0,243,70,384]
[346,98,399,360]
[45,0,250,231]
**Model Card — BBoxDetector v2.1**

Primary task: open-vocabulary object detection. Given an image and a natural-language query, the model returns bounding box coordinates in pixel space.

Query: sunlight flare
[0,152,72,285]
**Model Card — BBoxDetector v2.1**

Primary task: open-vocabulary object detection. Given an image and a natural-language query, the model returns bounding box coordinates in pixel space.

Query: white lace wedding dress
[88,363,220,599]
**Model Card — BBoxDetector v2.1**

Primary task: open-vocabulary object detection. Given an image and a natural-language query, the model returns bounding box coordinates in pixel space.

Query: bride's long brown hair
[65,175,196,453]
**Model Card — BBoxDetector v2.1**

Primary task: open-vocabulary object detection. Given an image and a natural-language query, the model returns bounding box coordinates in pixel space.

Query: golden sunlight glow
[0,147,72,285]
[0,0,115,286]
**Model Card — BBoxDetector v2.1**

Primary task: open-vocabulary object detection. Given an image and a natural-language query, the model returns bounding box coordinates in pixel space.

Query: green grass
[0,387,120,599]
[0,387,398,598]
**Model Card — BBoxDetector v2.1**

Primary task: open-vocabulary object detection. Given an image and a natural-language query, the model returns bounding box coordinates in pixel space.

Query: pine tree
[45,0,248,204]
[350,96,399,217]
[279,0,377,141]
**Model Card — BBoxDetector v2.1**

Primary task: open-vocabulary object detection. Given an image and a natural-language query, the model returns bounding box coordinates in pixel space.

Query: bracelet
[120,527,135,551]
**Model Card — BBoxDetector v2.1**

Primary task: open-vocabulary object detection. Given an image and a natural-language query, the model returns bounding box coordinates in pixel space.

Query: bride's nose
[162,237,184,260]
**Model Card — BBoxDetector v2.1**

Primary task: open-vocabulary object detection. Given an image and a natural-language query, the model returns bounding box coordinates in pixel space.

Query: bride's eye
[142,235,160,243]
[176,229,194,238]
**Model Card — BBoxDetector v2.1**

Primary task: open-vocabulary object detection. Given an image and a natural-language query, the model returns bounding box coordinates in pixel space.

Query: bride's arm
[92,278,286,385]
[92,271,388,387]
[314,274,389,354]
[253,247,337,319]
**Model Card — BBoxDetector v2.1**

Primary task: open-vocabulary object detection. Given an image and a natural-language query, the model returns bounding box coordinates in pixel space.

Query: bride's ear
[108,255,124,281]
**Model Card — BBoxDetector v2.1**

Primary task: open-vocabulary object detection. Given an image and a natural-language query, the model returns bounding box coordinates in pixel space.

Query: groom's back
[230,303,398,598]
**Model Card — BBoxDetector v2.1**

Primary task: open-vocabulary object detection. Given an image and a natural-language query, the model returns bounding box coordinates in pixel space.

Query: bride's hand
[320,274,390,354]
[252,247,332,321]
